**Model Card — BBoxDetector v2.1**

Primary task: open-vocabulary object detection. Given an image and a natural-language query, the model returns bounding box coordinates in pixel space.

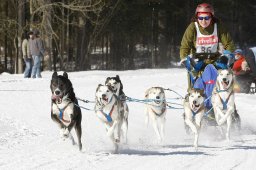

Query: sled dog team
[51,69,239,152]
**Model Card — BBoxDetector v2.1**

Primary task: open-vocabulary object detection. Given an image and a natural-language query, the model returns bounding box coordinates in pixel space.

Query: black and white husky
[212,69,240,141]
[50,72,82,150]
[144,87,167,143]
[183,89,205,149]
[105,75,129,143]
[95,84,126,153]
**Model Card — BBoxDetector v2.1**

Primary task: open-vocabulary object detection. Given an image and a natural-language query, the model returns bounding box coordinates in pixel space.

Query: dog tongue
[52,95,57,100]
[103,97,108,102]
[222,81,228,88]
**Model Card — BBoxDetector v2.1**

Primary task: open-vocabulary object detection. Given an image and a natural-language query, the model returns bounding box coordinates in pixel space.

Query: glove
[179,58,187,66]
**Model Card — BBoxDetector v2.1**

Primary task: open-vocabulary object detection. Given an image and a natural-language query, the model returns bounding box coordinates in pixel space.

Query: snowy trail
[0,69,256,170]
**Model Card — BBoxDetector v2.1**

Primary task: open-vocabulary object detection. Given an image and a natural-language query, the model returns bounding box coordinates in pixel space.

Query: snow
[0,69,256,170]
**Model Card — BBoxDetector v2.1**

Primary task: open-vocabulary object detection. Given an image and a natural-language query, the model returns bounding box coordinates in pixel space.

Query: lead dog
[95,84,125,153]
[105,75,129,143]
[183,88,205,149]
[211,68,237,140]
[144,87,167,143]
[51,72,82,150]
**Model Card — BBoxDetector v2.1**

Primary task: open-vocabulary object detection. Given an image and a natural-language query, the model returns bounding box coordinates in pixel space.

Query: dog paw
[63,128,70,137]
[60,128,65,136]
[145,119,149,126]
[218,119,226,125]
[60,128,70,138]
[114,138,120,143]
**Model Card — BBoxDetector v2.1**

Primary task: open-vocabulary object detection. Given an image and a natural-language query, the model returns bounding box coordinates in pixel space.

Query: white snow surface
[0,69,256,170]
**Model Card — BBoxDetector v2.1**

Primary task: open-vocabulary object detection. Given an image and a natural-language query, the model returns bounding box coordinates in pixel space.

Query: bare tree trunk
[106,33,109,70]
[17,0,26,74]
[4,1,8,71]
[44,0,52,71]
[158,7,168,68]
[77,18,91,70]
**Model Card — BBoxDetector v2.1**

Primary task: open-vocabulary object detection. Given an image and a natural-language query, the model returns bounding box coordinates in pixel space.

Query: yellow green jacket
[180,22,235,60]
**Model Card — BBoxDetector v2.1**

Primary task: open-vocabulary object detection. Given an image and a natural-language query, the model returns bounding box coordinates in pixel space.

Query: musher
[179,3,236,119]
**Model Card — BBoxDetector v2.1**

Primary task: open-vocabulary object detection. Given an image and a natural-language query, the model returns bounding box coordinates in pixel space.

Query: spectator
[29,29,46,78]
[245,47,256,82]
[233,49,250,75]
[22,31,32,78]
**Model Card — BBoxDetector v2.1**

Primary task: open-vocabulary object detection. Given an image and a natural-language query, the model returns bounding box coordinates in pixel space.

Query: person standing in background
[29,29,46,78]
[22,31,32,78]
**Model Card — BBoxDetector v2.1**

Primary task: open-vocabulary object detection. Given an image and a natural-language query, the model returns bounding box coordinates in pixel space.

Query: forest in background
[0,0,256,73]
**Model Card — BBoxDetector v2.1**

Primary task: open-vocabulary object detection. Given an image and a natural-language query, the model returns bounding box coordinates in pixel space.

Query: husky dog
[144,87,167,143]
[50,72,82,150]
[183,89,205,149]
[212,69,240,140]
[105,75,129,143]
[95,84,125,153]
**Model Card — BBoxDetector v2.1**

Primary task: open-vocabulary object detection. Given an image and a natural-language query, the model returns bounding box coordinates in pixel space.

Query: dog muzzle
[192,103,200,110]
[221,80,230,89]
[52,94,63,104]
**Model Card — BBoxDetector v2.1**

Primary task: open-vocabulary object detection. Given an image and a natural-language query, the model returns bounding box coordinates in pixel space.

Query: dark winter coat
[180,21,235,60]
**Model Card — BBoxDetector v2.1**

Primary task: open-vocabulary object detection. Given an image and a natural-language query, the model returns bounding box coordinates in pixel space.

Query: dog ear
[116,75,120,81]
[96,84,103,92]
[105,77,110,84]
[228,68,234,75]
[63,72,68,78]
[198,89,205,97]
[52,71,58,78]
[107,85,114,92]
[190,88,195,94]
[144,88,150,98]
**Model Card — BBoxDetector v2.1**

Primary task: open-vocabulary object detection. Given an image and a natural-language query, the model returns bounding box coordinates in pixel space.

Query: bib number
[201,47,212,53]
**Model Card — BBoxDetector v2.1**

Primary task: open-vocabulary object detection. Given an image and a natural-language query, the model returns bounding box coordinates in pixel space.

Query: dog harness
[55,101,72,123]
[216,81,234,110]
[100,104,115,123]
[191,106,204,118]
[151,103,167,117]
[217,91,233,110]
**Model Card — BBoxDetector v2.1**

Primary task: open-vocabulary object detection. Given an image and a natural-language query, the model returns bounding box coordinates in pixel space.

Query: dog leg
[115,121,122,143]
[159,117,166,142]
[218,108,235,125]
[75,124,82,151]
[51,114,66,129]
[215,108,226,126]
[63,128,70,137]
[60,128,67,139]
[145,108,149,127]
[113,143,119,154]
[122,118,128,144]
[226,116,232,141]
[185,118,198,148]
[194,114,203,149]
[107,121,118,137]
[185,119,197,134]
[109,132,119,154]
[69,133,76,145]
[152,118,161,142]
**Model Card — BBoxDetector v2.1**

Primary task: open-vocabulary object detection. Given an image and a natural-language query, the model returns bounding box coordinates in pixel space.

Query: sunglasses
[198,16,211,21]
